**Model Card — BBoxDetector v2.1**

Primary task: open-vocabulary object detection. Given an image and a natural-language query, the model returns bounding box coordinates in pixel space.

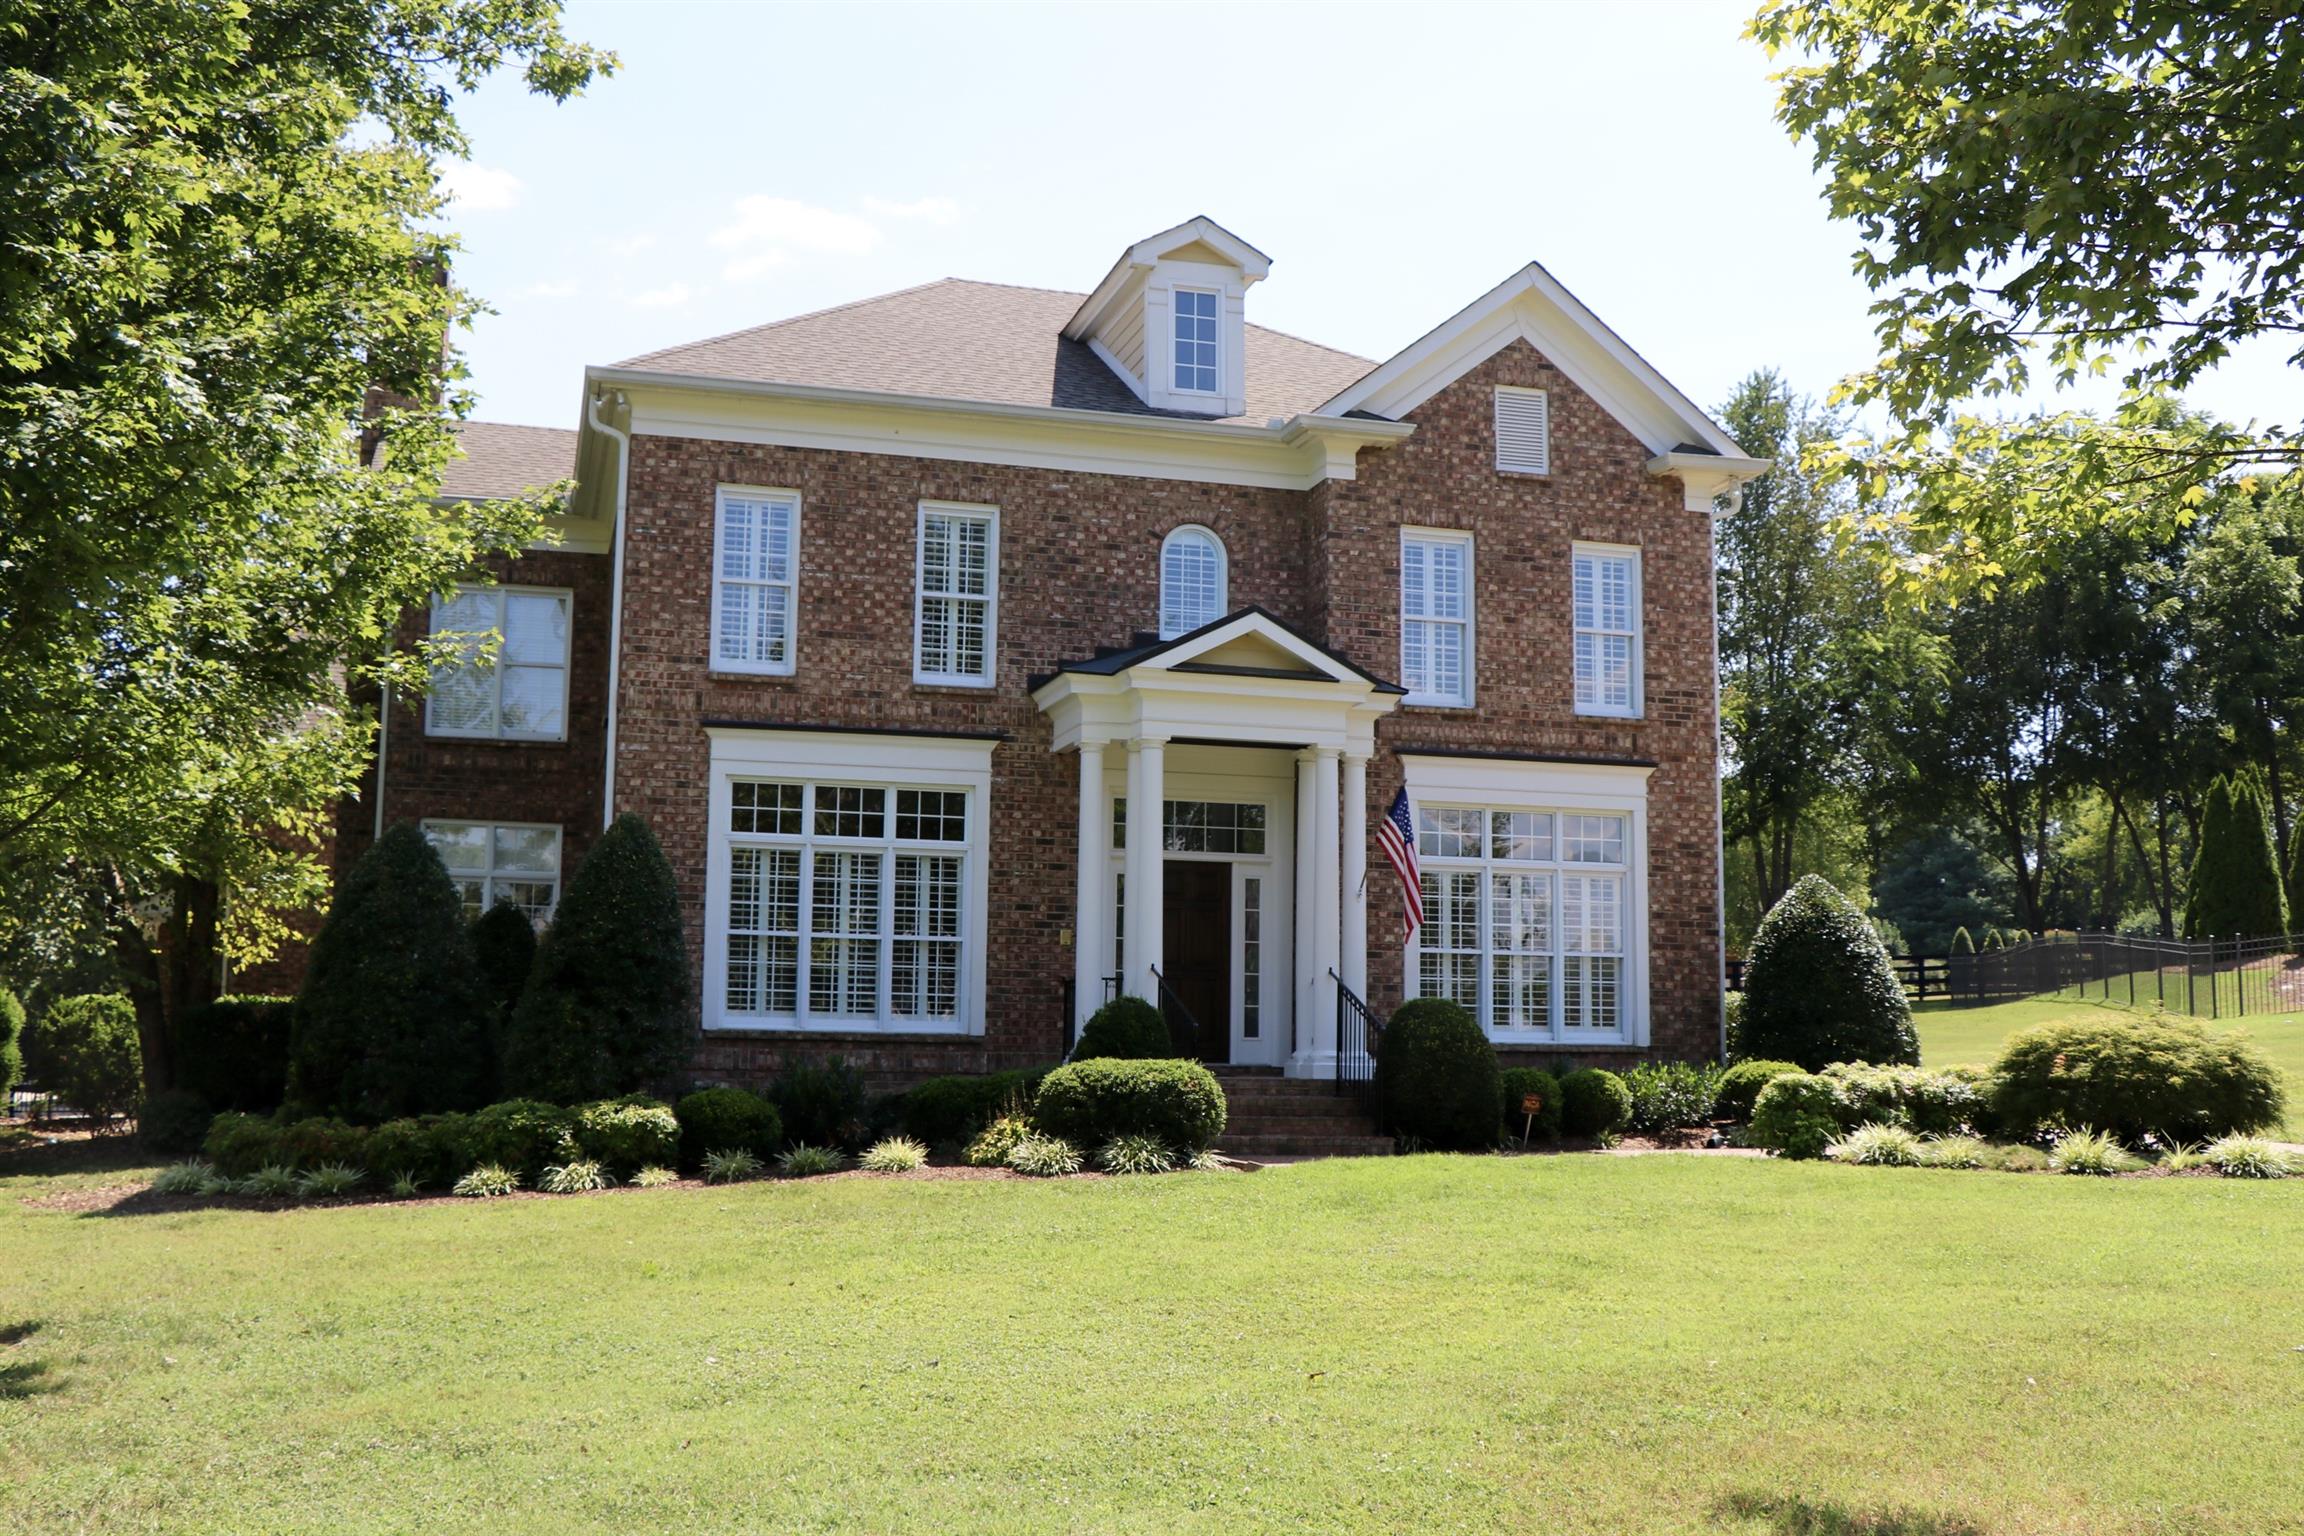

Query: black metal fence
[1964,931,2304,1020]
[1727,953,1959,1003]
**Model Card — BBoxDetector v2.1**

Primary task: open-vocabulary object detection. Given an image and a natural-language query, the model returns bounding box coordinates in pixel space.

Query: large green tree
[0,2,609,1090]
[2183,774,2288,941]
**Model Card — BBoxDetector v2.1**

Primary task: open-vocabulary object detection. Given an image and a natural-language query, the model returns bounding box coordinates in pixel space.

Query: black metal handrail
[1149,965,1205,1059]
[1329,969,1382,1126]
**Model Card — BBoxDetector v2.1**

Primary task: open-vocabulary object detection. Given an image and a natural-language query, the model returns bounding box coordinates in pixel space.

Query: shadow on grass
[0,1129,150,1179]
[1715,1491,1989,1536]
[0,1319,57,1400]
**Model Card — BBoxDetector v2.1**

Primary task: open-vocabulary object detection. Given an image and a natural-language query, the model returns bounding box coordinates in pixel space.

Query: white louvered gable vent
[1493,386,1550,475]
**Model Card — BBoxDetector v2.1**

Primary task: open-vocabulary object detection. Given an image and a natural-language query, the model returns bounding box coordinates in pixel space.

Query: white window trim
[1399,756,1650,1047]
[424,583,573,742]
[1157,523,1229,640]
[1572,541,1644,719]
[912,500,1000,688]
[419,819,564,923]
[1493,385,1551,475]
[703,729,994,1035]
[710,484,800,677]
[1400,526,1476,709]
[1170,285,1222,397]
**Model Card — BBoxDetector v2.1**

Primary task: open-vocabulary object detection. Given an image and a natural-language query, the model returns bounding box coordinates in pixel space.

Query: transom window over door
[914,502,998,686]
[1572,545,1641,716]
[1158,525,1227,638]
[426,585,571,740]
[1173,288,1219,393]
[713,487,798,674]
[1401,529,1473,707]
[1410,804,1629,1041]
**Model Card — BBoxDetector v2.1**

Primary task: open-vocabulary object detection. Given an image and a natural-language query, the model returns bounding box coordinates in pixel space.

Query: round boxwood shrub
[463,1098,577,1179]
[1499,1067,1562,1141]
[1031,1058,1226,1152]
[1559,1068,1632,1139]
[1375,998,1501,1149]
[675,1086,783,1167]
[1715,1059,1805,1122]
[1748,1073,1850,1159]
[1989,1013,2285,1142]
[1738,875,1919,1071]
[138,1089,214,1155]
[1073,997,1171,1060]
[29,994,143,1125]
[573,1096,680,1173]
[173,995,295,1114]
[202,1111,286,1177]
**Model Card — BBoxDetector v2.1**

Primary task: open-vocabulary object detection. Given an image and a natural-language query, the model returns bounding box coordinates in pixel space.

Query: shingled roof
[439,420,578,501]
[615,278,1375,425]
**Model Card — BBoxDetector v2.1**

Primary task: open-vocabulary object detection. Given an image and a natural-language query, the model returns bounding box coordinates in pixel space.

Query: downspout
[373,682,391,841]
[589,388,632,830]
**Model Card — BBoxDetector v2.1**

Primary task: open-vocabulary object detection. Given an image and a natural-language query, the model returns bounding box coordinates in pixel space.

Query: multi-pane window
[1572,546,1641,716]
[1112,799,1267,855]
[1411,803,1630,1039]
[426,586,571,740]
[1173,287,1219,393]
[423,822,563,924]
[915,503,997,686]
[714,487,798,674]
[1401,530,1473,707]
[1241,876,1262,1039]
[1159,525,1227,638]
[723,780,968,1025]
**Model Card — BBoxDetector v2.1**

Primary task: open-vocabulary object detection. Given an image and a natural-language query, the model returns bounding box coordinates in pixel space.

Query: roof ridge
[616,276,967,367]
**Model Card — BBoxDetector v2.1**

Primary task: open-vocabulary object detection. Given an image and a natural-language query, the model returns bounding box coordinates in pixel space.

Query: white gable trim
[1144,609,1358,682]
[1064,215,1272,341]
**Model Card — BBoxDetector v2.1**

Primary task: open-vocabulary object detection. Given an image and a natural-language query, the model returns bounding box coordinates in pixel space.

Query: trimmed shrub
[1499,1067,1562,1141]
[464,1098,577,1180]
[770,1057,868,1148]
[966,1114,1031,1168]
[1073,996,1170,1060]
[501,814,689,1103]
[1559,1068,1633,1140]
[1375,998,1501,1150]
[0,986,26,1105]
[276,1116,369,1170]
[365,1115,473,1188]
[202,1111,286,1177]
[675,1086,783,1168]
[1827,1122,1926,1167]
[138,1089,214,1154]
[2185,774,2289,940]
[1951,926,1975,955]
[1007,1133,1082,1177]
[859,1137,928,1173]
[1722,992,1747,1057]
[1031,1058,1227,1151]
[1820,1063,1988,1136]
[1624,1061,1720,1134]
[2287,822,2304,939]
[901,1069,1042,1147]
[1989,1013,2285,1142]
[1716,1059,1803,1121]
[173,995,294,1114]
[468,902,537,1103]
[1738,875,1919,1070]
[28,994,142,1124]
[573,1096,679,1173]
[1748,1073,1849,1159]
[292,823,487,1120]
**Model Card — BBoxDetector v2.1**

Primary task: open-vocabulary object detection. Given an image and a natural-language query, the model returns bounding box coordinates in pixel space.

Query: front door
[1162,860,1231,1063]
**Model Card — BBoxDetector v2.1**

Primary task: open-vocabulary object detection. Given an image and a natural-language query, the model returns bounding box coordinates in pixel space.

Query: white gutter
[1710,492,1734,1062]
[588,387,632,831]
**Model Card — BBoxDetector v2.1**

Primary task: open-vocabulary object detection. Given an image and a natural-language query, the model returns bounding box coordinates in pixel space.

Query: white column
[1072,740,1106,1027]
[1121,737,1165,1001]
[1309,746,1343,1070]
[1342,751,1369,1008]
[1292,750,1317,1071]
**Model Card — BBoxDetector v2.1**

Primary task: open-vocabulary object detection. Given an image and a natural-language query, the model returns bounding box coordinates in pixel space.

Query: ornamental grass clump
[701,1147,765,1184]
[387,1172,424,1199]
[238,1163,300,1199]
[452,1163,521,1198]
[2049,1128,2143,1176]
[538,1160,613,1194]
[149,1160,216,1197]
[1096,1134,1175,1175]
[1920,1135,1992,1170]
[859,1137,928,1173]
[776,1143,844,1178]
[1826,1122,1926,1167]
[2201,1135,2295,1179]
[295,1162,364,1199]
[1006,1133,1083,1178]
[630,1165,680,1188]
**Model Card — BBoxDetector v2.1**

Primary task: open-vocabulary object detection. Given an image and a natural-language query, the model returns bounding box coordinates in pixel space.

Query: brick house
[342,217,1765,1106]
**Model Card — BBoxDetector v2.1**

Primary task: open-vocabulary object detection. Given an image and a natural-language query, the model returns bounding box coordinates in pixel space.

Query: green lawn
[7,1147,2303,1534]
[1915,994,2304,1140]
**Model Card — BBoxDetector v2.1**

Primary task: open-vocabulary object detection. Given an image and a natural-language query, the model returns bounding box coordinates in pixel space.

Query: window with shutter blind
[1158,525,1227,639]
[713,486,798,675]
[1493,386,1550,475]
[425,585,571,741]
[914,502,999,687]
[1571,545,1642,717]
[1400,528,1474,707]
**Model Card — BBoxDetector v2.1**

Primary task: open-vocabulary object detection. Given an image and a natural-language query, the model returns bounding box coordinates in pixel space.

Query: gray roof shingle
[439,420,578,501]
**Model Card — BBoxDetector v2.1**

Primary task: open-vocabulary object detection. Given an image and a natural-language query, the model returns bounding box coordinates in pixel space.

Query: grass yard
[1915,994,2304,1140]
[7,1147,2304,1534]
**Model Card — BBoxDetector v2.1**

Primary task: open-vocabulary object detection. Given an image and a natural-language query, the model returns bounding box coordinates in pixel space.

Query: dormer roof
[1061,215,1271,341]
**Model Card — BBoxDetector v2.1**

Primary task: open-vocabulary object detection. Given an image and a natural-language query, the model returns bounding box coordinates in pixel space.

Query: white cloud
[440,162,522,211]
[605,232,657,257]
[526,279,579,299]
[630,282,693,309]
[710,197,881,281]
[864,195,961,226]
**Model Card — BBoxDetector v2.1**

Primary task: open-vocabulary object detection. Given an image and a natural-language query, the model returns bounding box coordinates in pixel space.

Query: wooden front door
[1162,860,1232,1063]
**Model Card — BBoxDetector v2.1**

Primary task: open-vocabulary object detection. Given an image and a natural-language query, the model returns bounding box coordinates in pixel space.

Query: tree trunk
[109,872,226,1101]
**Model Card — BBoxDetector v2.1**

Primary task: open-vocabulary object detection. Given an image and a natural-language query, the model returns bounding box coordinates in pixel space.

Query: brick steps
[1211,1071,1390,1160]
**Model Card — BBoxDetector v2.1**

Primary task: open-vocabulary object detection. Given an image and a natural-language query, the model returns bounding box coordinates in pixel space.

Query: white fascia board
[1321,263,1749,460]
[1398,752,1655,808]
[587,367,1411,491]
[1646,450,1774,512]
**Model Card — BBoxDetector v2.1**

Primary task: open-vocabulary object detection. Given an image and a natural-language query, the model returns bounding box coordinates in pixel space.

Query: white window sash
[1572,545,1642,717]
[712,487,799,676]
[1400,530,1474,707]
[913,503,999,687]
[1171,286,1221,395]
[420,820,563,924]
[425,585,572,742]
[1158,525,1228,639]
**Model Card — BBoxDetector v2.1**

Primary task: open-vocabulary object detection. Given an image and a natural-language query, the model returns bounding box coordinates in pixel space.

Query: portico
[1031,609,1402,1076]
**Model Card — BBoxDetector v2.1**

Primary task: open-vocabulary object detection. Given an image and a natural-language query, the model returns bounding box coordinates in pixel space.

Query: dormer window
[1173,288,1220,394]
[1159,525,1227,638]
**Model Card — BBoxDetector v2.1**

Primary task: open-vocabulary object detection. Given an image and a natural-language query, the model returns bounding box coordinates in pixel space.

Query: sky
[437,0,2294,437]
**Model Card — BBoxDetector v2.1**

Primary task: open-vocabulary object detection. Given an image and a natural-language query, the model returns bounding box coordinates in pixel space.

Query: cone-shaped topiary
[501,814,690,1102]
[2185,774,2289,940]
[1375,997,1502,1149]
[2286,816,2304,939]
[0,986,23,1105]
[1738,875,1919,1071]
[1950,926,1975,955]
[290,823,486,1120]
[468,901,538,1104]
[1073,996,1171,1059]
[1982,926,2004,951]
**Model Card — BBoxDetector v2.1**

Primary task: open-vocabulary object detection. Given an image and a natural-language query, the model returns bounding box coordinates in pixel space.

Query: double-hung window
[426,585,571,740]
[1401,529,1473,707]
[713,486,798,674]
[1411,804,1629,1040]
[422,821,563,923]
[1173,287,1220,394]
[914,502,998,686]
[722,780,970,1026]
[1572,544,1641,716]
[1158,525,1227,638]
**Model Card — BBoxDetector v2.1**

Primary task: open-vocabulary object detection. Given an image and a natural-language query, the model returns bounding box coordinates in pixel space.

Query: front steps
[1213,1069,1392,1159]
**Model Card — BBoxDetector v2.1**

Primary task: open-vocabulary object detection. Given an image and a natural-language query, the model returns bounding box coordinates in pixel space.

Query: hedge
[771,1057,867,1148]
[1031,1058,1226,1151]
[137,1089,214,1154]
[1499,1067,1561,1141]
[1375,998,1501,1149]
[467,902,537,1104]
[0,986,24,1105]
[174,994,294,1113]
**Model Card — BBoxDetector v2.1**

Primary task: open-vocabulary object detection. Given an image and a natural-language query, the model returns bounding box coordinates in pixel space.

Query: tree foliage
[28,993,142,1124]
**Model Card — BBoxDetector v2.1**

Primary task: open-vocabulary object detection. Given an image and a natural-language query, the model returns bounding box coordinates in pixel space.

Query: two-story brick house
[343,217,1765,1101]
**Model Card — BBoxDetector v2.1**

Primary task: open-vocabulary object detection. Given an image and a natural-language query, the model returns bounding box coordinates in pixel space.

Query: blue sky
[438,0,2291,436]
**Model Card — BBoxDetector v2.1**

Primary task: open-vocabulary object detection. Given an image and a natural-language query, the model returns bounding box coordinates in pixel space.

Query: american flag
[1374,787,1423,941]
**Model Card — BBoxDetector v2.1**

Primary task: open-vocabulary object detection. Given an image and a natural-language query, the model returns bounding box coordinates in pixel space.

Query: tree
[1738,875,1919,1071]
[26,994,142,1126]
[501,815,689,1103]
[290,824,487,1120]
[1870,830,2004,957]
[2184,775,2289,941]
[2285,807,2304,935]
[0,2,609,1094]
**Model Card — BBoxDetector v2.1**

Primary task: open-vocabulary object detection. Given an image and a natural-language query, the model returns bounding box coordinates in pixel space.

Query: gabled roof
[1062,214,1273,340]
[438,420,578,500]
[1029,606,1405,695]
[614,279,1370,427]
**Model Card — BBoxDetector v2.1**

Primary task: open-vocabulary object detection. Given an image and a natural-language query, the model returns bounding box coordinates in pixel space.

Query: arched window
[1159,525,1228,639]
